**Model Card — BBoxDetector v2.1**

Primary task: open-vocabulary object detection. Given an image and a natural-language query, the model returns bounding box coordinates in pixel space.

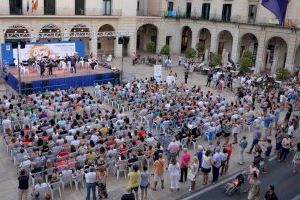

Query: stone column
[285,34,297,72]
[210,27,218,53]
[255,32,266,74]
[231,30,240,63]
[89,36,98,58]
[191,27,198,49]
[0,34,4,67]
[156,30,165,54]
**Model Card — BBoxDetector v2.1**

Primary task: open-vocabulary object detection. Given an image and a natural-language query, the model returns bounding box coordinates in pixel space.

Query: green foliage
[196,42,205,54]
[239,57,252,74]
[184,47,197,58]
[146,41,156,52]
[160,45,170,55]
[242,50,253,59]
[239,50,253,75]
[276,67,290,81]
[210,52,222,66]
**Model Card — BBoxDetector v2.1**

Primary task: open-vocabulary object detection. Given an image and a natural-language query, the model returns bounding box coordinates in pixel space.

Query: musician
[48,59,54,76]
[70,55,77,73]
[40,59,45,77]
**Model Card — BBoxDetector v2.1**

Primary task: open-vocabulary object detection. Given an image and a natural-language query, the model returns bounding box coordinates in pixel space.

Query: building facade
[1,0,300,74]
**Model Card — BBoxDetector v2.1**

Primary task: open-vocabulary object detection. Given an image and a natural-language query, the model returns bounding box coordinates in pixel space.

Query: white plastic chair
[72,172,84,191]
[49,182,62,199]
[60,170,73,191]
[115,162,128,180]
[106,54,112,62]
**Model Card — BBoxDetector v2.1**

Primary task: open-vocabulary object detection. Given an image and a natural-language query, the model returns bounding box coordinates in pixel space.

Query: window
[168,2,174,12]
[10,0,22,15]
[201,3,210,20]
[103,0,111,15]
[166,36,171,45]
[75,0,85,15]
[222,4,232,22]
[248,5,257,24]
[44,0,55,15]
[186,2,192,18]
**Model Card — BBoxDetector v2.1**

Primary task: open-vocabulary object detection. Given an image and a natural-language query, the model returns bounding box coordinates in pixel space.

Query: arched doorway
[98,24,115,56]
[70,24,90,56]
[136,24,158,53]
[198,28,211,50]
[295,45,300,73]
[240,33,258,64]
[265,37,287,74]
[39,24,61,42]
[218,30,233,56]
[181,26,192,52]
[4,25,30,42]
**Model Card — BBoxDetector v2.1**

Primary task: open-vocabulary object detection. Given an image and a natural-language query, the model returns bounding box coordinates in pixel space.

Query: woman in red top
[118,144,128,155]
[138,127,147,139]
[22,135,32,143]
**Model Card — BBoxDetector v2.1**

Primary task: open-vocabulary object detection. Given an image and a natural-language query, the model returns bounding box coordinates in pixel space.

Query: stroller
[225,173,245,195]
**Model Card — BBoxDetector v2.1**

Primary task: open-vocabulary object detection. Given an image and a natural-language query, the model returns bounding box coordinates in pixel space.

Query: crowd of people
[1,65,300,200]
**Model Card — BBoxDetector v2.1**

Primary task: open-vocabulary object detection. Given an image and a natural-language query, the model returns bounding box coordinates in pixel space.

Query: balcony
[1,8,122,17]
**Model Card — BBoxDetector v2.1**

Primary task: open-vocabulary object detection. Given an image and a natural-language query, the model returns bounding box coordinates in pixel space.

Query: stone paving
[0,56,296,200]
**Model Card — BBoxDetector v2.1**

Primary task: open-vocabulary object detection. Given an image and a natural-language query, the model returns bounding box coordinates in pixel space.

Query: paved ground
[0,55,298,200]
[183,155,300,200]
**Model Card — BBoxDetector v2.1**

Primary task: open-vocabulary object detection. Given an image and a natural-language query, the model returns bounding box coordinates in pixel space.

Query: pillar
[156,30,165,54]
[191,27,198,49]
[89,36,97,58]
[210,28,218,53]
[231,29,240,63]
[0,34,4,67]
[255,32,266,74]
[285,34,297,72]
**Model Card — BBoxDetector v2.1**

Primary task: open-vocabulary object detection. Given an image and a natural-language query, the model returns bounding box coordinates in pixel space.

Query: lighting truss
[5,31,130,40]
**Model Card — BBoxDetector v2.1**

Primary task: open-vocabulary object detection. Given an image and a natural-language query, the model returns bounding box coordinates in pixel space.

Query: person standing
[239,136,248,165]
[140,165,150,200]
[248,126,262,154]
[127,165,140,200]
[201,150,212,185]
[167,138,180,166]
[280,135,292,162]
[179,148,191,182]
[264,185,278,200]
[70,55,77,73]
[152,153,165,191]
[188,156,199,192]
[18,169,29,200]
[212,149,224,184]
[262,139,272,173]
[96,166,108,199]
[206,72,213,87]
[85,167,97,200]
[248,173,261,200]
[167,158,180,192]
[184,71,189,84]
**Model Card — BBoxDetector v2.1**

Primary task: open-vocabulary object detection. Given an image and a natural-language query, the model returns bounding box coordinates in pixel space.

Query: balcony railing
[1,8,122,16]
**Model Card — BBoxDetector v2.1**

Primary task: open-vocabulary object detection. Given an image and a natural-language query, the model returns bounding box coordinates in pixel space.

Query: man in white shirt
[85,167,97,200]
[70,135,80,147]
[65,133,74,144]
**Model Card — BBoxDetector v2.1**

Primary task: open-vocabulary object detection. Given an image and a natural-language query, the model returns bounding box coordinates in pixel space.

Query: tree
[210,52,221,66]
[239,50,253,74]
[160,45,170,55]
[184,47,197,58]
[196,42,205,56]
[146,41,156,52]
[276,67,290,81]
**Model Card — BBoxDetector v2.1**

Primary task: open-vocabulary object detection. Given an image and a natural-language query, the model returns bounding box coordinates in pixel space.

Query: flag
[261,0,289,25]
[32,0,38,11]
[26,0,29,13]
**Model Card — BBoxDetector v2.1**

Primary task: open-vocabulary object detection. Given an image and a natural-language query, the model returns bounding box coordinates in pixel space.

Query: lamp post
[17,42,21,95]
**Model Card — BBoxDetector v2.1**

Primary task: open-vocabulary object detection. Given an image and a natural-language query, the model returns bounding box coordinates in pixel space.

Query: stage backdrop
[1,41,85,65]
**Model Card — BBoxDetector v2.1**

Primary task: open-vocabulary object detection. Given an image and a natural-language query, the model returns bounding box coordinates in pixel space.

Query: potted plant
[146,41,156,52]
[276,67,290,82]
[210,52,222,66]
[184,47,197,58]
[196,42,205,57]
[160,45,170,56]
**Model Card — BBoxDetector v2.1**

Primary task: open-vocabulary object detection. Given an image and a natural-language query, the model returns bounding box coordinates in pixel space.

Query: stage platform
[5,67,120,94]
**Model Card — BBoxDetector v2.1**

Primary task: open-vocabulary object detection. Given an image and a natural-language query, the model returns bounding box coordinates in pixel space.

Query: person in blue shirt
[194,145,204,170]
[263,114,273,140]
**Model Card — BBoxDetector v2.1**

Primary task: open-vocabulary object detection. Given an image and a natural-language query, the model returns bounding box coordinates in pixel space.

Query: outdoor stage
[5,66,120,94]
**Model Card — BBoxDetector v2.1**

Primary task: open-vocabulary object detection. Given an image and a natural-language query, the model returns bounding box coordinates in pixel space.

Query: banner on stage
[13,42,77,61]
[154,64,162,82]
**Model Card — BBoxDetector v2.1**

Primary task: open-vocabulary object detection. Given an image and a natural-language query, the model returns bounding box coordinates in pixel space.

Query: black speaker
[118,37,124,44]
[12,42,18,49]
[20,41,26,49]
[124,37,129,45]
